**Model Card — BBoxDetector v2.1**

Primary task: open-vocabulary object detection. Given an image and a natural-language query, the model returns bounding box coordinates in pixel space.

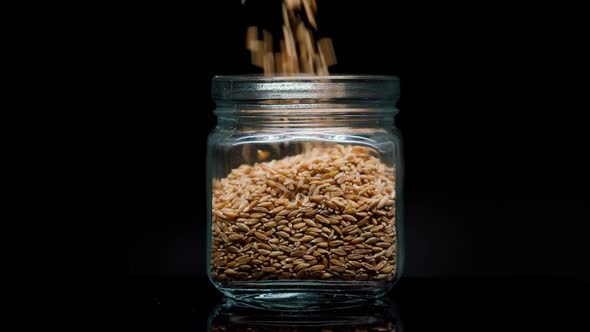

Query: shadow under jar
[207,75,403,307]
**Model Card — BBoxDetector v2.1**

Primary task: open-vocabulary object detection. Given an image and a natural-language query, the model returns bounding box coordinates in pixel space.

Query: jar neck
[214,104,397,129]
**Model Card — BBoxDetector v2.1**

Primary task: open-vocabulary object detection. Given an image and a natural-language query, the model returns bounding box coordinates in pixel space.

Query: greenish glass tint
[207,75,403,307]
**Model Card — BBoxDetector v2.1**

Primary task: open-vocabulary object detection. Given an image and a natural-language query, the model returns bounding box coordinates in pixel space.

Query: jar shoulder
[208,126,402,146]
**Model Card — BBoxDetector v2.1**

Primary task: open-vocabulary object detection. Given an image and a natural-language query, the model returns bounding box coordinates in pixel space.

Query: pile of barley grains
[210,145,397,283]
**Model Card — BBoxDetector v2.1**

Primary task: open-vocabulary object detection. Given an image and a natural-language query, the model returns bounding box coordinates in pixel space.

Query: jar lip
[212,75,400,103]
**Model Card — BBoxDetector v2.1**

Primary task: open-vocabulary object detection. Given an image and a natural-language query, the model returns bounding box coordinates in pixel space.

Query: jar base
[216,280,394,310]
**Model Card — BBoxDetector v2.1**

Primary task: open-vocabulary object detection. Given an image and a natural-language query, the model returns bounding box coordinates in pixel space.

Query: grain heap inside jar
[210,145,397,283]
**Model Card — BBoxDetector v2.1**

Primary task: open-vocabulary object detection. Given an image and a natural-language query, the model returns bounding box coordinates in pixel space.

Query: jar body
[206,76,403,306]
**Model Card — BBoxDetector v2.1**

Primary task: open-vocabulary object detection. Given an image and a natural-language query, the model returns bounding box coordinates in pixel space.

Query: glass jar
[207,75,403,306]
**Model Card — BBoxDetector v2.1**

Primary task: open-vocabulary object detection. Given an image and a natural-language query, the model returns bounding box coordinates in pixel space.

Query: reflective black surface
[210,297,398,331]
[5,277,588,332]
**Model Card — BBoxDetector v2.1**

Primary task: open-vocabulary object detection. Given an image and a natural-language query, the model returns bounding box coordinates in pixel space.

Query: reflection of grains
[210,145,397,282]
[211,322,397,332]
[257,149,270,161]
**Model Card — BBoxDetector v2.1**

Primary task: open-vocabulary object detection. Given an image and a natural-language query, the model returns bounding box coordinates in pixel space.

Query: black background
[2,1,589,330]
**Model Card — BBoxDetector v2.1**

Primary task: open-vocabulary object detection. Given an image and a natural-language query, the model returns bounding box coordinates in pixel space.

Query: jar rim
[211,75,400,103]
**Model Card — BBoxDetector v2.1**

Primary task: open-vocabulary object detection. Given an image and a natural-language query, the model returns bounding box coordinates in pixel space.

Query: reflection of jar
[207,76,403,304]
[208,298,400,332]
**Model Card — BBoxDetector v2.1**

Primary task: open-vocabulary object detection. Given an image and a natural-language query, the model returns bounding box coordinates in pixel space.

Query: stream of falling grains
[245,0,336,75]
